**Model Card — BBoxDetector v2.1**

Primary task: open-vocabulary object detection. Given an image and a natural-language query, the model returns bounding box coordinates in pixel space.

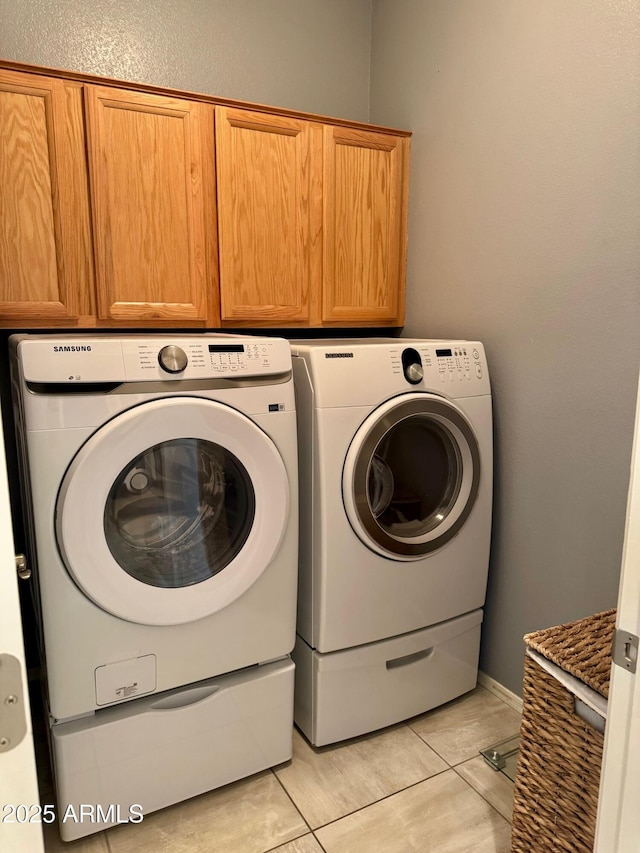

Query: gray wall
[0,0,372,120]
[370,0,640,694]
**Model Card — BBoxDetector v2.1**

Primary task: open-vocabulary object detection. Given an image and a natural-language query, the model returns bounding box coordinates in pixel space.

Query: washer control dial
[158,345,188,374]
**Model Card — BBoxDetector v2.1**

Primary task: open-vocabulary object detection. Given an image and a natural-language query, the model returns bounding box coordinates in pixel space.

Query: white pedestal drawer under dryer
[290,338,493,746]
[10,334,299,840]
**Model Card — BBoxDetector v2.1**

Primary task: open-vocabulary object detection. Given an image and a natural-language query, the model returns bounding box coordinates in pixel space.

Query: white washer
[290,338,493,745]
[10,333,298,839]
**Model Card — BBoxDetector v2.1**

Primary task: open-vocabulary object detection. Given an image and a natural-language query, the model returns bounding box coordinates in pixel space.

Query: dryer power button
[158,345,188,374]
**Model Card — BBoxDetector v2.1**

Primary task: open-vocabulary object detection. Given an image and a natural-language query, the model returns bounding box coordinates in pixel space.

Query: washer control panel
[16,336,292,384]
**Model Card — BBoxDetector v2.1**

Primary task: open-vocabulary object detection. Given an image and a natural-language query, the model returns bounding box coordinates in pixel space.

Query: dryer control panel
[392,343,486,386]
[291,338,490,409]
[13,335,292,384]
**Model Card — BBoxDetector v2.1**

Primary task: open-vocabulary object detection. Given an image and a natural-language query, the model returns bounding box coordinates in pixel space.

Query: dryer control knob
[405,362,424,383]
[158,345,188,374]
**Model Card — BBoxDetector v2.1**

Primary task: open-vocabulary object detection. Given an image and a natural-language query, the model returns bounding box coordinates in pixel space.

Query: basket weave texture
[523,609,615,698]
[510,609,615,853]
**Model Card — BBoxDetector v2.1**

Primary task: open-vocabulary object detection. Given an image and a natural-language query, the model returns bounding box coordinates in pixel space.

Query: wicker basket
[511,609,616,853]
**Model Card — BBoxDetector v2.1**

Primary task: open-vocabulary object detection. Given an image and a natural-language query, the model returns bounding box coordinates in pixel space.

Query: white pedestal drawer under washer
[290,338,493,745]
[10,333,299,840]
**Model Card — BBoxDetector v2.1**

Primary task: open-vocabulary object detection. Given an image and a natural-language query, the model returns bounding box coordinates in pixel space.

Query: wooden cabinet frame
[0,60,410,330]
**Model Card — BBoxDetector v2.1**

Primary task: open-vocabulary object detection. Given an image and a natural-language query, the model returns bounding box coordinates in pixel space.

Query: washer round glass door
[56,397,290,625]
[342,393,481,559]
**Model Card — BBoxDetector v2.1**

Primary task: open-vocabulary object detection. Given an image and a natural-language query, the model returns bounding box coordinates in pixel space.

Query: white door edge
[595,370,640,852]
[0,406,44,852]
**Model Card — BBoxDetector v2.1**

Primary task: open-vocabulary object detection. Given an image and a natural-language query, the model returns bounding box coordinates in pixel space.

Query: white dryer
[291,338,492,745]
[10,334,298,839]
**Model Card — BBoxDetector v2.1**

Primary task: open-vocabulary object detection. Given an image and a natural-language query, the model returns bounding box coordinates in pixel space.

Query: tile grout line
[404,720,457,766]
[263,832,321,853]
[275,719,498,838]
[271,724,456,847]
[308,766,454,835]
[271,720,460,836]
[309,764,513,844]
[403,717,494,771]
[311,832,329,853]
[268,767,314,848]
[451,762,514,825]
[404,686,523,768]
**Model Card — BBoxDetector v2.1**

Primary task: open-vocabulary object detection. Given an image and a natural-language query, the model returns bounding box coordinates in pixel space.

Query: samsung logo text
[325,352,354,359]
[53,345,92,353]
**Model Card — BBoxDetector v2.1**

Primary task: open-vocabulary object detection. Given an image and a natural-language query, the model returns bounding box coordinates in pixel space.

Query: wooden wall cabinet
[0,69,94,325]
[216,107,322,326]
[0,62,409,330]
[85,86,217,325]
[216,111,409,327]
[322,126,408,326]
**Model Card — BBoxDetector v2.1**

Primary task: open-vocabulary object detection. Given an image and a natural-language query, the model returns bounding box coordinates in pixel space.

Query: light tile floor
[39,685,521,852]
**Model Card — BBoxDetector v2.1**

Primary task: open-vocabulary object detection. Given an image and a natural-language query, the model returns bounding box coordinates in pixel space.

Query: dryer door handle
[385,647,434,670]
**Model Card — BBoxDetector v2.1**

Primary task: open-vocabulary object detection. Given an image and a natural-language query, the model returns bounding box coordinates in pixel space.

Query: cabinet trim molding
[0,58,411,139]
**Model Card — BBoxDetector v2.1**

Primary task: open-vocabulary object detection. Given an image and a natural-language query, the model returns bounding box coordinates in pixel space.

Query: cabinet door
[323,127,409,326]
[216,107,322,325]
[85,86,216,324]
[0,70,94,324]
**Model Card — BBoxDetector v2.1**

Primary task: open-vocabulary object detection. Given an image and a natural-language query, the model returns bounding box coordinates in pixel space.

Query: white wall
[370,0,640,693]
[0,0,372,120]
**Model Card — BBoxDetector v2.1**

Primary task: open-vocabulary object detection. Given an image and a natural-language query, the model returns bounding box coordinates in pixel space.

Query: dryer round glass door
[56,397,290,625]
[342,393,481,559]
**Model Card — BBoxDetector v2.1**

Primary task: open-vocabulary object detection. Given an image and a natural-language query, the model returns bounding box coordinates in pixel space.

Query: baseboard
[478,670,523,715]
